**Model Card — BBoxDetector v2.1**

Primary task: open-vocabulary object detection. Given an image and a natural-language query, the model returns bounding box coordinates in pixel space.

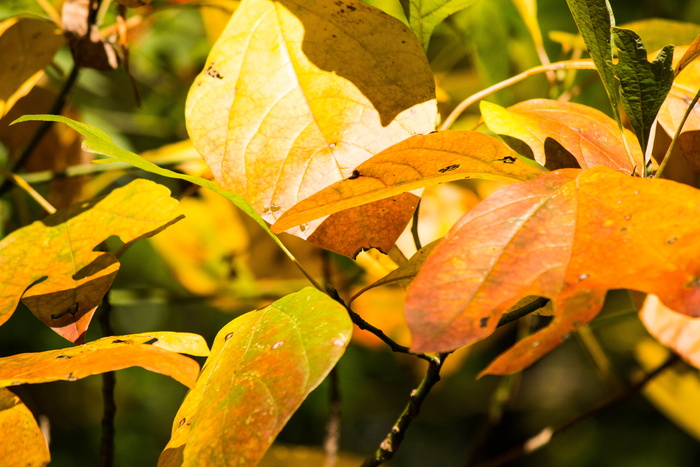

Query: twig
[410,200,422,251]
[0,65,80,196]
[439,60,596,131]
[654,86,700,179]
[323,367,341,467]
[0,168,56,214]
[361,352,449,466]
[477,353,680,467]
[98,296,116,467]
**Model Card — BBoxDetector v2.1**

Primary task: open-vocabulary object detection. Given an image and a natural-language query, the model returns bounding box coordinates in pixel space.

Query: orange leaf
[272,131,541,234]
[0,332,207,388]
[406,166,700,375]
[640,294,700,369]
[0,18,64,118]
[186,0,437,249]
[0,388,50,466]
[480,99,644,172]
[159,288,351,466]
[0,179,182,343]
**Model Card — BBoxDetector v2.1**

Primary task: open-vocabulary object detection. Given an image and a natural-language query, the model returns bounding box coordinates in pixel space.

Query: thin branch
[0,168,56,214]
[477,354,680,467]
[323,367,341,467]
[439,60,596,131]
[98,296,116,467]
[410,200,422,251]
[654,86,700,179]
[361,353,449,466]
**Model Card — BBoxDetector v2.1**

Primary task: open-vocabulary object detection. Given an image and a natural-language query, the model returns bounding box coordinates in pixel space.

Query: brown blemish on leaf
[206,63,224,79]
[224,332,234,340]
[668,237,677,244]
[438,164,460,173]
[348,169,361,180]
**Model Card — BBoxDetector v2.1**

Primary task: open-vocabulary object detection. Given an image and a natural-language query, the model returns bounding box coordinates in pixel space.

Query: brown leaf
[272,131,541,234]
[0,388,51,466]
[480,99,644,172]
[0,179,182,343]
[0,18,64,118]
[62,0,118,70]
[0,332,207,388]
[406,166,700,375]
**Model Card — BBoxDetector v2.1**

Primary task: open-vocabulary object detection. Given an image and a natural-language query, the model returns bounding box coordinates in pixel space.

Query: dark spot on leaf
[668,237,677,244]
[55,355,72,359]
[51,302,80,320]
[479,317,489,328]
[112,339,127,344]
[501,156,517,164]
[347,4,356,10]
[225,332,234,340]
[438,164,460,173]
[348,170,361,180]
[205,64,224,79]
[620,227,627,232]
[178,418,186,427]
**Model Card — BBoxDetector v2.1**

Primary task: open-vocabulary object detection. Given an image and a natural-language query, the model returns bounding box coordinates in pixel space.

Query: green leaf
[408,0,477,51]
[610,27,674,152]
[159,287,352,466]
[565,0,619,119]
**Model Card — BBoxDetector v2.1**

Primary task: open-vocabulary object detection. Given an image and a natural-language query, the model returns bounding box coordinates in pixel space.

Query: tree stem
[98,296,116,467]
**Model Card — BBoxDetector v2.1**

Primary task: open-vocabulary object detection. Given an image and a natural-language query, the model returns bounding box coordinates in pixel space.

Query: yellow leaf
[186,0,437,243]
[640,294,700,369]
[0,18,64,118]
[0,179,182,343]
[0,388,50,466]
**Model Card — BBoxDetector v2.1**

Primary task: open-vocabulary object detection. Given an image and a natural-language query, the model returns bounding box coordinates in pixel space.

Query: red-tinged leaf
[480,99,644,172]
[0,388,50,466]
[186,0,437,252]
[159,287,352,466]
[0,179,182,343]
[640,294,700,369]
[0,333,207,388]
[0,18,64,119]
[272,131,542,234]
[406,166,700,375]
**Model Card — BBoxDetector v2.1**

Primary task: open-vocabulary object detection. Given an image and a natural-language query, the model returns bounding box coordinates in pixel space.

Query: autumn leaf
[0,18,64,119]
[480,99,644,172]
[159,287,351,466]
[0,178,182,343]
[0,388,51,466]
[406,166,700,375]
[271,131,542,234]
[407,0,477,51]
[0,332,208,388]
[186,0,437,251]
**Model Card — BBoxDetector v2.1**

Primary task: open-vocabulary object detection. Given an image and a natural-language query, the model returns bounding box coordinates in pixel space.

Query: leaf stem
[575,325,621,392]
[0,168,56,214]
[654,86,700,179]
[410,200,422,251]
[439,60,596,130]
[477,353,679,467]
[323,366,341,467]
[361,352,448,466]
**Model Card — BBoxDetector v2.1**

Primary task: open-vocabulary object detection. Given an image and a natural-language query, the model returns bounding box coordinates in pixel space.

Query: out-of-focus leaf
[186,0,437,251]
[199,0,239,44]
[62,0,118,70]
[272,131,542,234]
[619,19,700,55]
[565,0,619,119]
[260,444,364,467]
[610,27,674,152]
[0,388,50,466]
[0,333,207,388]
[637,339,700,442]
[407,0,477,50]
[480,99,644,172]
[0,18,64,119]
[406,166,700,375]
[0,178,181,343]
[675,33,700,76]
[114,0,152,7]
[159,288,352,466]
[640,294,700,369]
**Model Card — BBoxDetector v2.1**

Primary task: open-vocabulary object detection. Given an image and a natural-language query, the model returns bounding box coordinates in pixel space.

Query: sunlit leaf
[0,178,182,343]
[565,0,619,119]
[619,19,700,55]
[185,0,437,246]
[0,333,208,388]
[159,288,352,466]
[407,0,477,50]
[0,18,64,118]
[637,339,700,442]
[406,166,700,375]
[675,33,700,76]
[480,99,644,172]
[272,131,542,233]
[0,388,50,466]
[610,27,674,152]
[640,294,700,369]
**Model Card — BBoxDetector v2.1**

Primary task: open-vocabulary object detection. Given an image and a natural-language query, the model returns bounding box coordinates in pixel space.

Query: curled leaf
[0,388,51,466]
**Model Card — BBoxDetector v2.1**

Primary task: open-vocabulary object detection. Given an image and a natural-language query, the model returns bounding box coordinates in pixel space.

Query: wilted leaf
[406,166,700,375]
[640,294,700,369]
[0,388,50,466]
[407,0,477,50]
[159,288,351,466]
[637,339,700,442]
[62,0,118,70]
[0,18,64,119]
[565,0,620,119]
[186,0,437,245]
[480,99,644,172]
[0,332,207,388]
[272,131,542,233]
[0,178,182,343]
[610,27,674,152]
